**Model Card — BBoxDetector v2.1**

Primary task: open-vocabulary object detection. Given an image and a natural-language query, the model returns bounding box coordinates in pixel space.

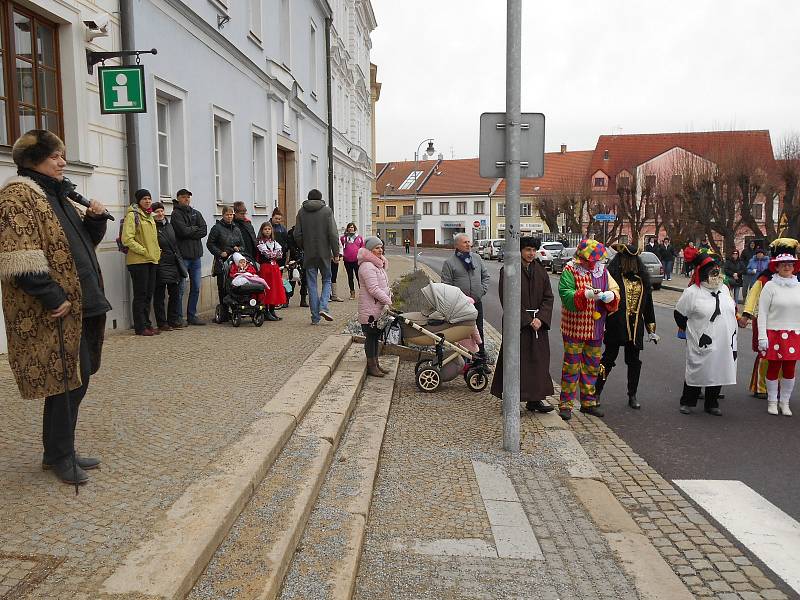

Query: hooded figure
[557,238,620,420]
[491,237,555,412]
[595,244,657,409]
[674,252,738,415]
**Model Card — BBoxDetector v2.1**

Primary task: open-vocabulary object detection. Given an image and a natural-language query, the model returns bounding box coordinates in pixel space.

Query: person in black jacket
[170,189,207,325]
[206,205,244,318]
[152,202,185,331]
[232,201,257,261]
[271,209,290,308]
[286,225,308,307]
[657,237,677,281]
[723,249,745,304]
[595,244,658,409]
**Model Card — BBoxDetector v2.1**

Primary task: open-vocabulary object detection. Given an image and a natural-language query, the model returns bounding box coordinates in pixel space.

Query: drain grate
[0,553,63,599]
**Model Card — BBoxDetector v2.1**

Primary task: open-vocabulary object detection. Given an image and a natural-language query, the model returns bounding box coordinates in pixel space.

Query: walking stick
[56,318,79,496]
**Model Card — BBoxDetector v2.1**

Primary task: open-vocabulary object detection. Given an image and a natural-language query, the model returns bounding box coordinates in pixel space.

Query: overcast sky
[370,1,800,163]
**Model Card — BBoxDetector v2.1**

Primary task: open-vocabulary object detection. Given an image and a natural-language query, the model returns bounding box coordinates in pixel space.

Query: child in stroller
[213,252,269,327]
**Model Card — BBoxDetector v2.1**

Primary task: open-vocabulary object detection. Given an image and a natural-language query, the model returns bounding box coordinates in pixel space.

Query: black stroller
[213,255,267,327]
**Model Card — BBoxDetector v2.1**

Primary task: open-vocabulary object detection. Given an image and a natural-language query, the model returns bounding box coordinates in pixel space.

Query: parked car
[640,251,664,289]
[551,247,576,274]
[475,239,492,259]
[497,246,504,262]
[486,239,506,260]
[538,242,564,270]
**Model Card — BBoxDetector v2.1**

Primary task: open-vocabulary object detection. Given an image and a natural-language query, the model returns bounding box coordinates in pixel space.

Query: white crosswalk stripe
[674,479,800,595]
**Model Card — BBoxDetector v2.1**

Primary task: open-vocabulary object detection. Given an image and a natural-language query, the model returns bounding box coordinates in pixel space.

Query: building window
[644,201,654,220]
[386,205,396,217]
[251,132,266,208]
[398,170,423,190]
[671,174,683,190]
[439,201,449,215]
[213,114,233,206]
[644,174,656,192]
[594,177,606,187]
[618,176,631,189]
[309,22,318,96]
[423,201,432,215]
[403,205,413,216]
[248,0,262,41]
[497,203,505,217]
[0,7,63,145]
[280,0,291,67]
[457,201,467,215]
[521,203,532,217]
[752,203,764,220]
[310,155,318,189]
[156,100,171,198]
[474,200,485,214]
[375,205,380,216]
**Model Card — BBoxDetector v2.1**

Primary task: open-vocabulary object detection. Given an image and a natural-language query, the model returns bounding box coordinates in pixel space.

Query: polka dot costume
[762,329,800,361]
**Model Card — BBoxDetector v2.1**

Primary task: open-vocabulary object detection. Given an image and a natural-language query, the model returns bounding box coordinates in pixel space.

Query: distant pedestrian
[294,189,340,324]
[741,240,757,266]
[255,222,287,321]
[404,238,411,254]
[675,253,737,416]
[699,235,711,251]
[330,250,345,303]
[0,129,111,485]
[682,241,698,277]
[270,209,290,309]
[723,249,745,304]
[358,237,392,377]
[232,201,257,261]
[441,232,489,356]
[286,225,308,307]
[645,237,657,254]
[171,188,208,325]
[745,247,769,296]
[757,249,800,415]
[123,189,161,336]
[207,205,244,320]
[595,245,657,410]
[557,239,620,420]
[490,237,555,413]
[340,223,365,300]
[658,237,677,281]
[151,202,185,332]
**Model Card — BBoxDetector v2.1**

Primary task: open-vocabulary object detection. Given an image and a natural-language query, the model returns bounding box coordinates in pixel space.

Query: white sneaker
[780,403,793,416]
[320,310,333,321]
[767,401,779,415]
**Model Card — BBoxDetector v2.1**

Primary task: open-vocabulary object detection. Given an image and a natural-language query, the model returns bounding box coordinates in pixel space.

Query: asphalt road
[390,247,800,524]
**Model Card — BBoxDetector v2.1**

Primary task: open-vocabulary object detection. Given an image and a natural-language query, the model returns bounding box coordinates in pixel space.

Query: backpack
[116,208,140,253]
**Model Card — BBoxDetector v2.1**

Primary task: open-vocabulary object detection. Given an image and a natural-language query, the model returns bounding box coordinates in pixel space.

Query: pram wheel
[416,363,441,392]
[253,311,265,327]
[465,367,489,392]
[231,312,242,327]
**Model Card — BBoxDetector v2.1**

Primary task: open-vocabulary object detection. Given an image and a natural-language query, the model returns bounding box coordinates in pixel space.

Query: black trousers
[344,260,359,293]
[289,267,307,300]
[362,324,381,359]
[128,263,157,333]
[596,342,642,397]
[42,325,91,464]
[153,280,181,327]
[331,260,339,284]
[681,383,721,410]
[474,299,486,355]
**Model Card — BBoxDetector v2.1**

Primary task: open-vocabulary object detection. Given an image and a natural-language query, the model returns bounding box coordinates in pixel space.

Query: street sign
[98,65,147,114]
[473,220,481,229]
[593,213,617,222]
[479,112,545,179]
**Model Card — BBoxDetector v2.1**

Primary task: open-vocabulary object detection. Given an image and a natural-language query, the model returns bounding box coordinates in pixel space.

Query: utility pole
[502,0,522,452]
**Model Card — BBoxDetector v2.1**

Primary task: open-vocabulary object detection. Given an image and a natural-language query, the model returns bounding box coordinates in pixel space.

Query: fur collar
[357,246,388,269]
[1,175,47,198]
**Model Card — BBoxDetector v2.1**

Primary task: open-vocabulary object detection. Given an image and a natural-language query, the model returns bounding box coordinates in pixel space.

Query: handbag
[283,277,293,294]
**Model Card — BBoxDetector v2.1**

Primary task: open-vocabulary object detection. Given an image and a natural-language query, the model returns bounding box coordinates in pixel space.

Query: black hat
[520,236,541,250]
[611,243,641,256]
[151,201,165,212]
[134,189,152,204]
[12,129,65,169]
[176,188,192,197]
[307,189,323,201]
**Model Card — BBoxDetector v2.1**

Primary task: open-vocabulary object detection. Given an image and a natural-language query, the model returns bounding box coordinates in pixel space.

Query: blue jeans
[663,259,674,280]
[306,263,332,323]
[179,257,203,319]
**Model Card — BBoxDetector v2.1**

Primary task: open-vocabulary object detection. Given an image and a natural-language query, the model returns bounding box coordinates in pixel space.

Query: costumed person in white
[757,252,800,416]
[674,253,738,416]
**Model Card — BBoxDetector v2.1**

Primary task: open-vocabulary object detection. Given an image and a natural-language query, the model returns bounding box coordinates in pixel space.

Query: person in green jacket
[122,189,161,336]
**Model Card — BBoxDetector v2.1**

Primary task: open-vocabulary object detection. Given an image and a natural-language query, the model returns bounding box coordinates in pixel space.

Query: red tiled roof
[418,158,498,196]
[589,130,775,194]
[375,159,439,197]
[493,150,594,196]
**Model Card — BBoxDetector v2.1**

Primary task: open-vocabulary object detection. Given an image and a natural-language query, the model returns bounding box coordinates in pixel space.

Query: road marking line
[674,479,800,594]
[546,430,602,479]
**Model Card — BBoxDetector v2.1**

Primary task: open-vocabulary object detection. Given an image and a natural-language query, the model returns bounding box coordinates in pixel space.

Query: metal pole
[120,0,139,195]
[414,150,419,271]
[502,0,522,452]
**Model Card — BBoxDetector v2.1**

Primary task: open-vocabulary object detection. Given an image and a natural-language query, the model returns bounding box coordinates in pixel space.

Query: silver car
[538,242,565,270]
[551,247,576,274]
[640,251,664,289]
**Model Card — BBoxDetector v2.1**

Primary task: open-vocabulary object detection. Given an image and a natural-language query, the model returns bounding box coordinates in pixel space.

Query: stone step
[186,345,370,600]
[100,334,354,600]
[279,355,400,600]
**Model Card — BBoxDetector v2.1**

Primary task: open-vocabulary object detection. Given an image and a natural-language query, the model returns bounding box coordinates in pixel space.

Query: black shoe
[628,394,641,409]
[679,405,691,414]
[269,308,282,321]
[51,457,89,485]
[526,400,555,413]
[558,408,572,421]
[188,316,206,326]
[264,310,279,322]
[300,298,309,308]
[754,392,767,399]
[705,407,723,416]
[43,453,100,471]
[580,405,604,417]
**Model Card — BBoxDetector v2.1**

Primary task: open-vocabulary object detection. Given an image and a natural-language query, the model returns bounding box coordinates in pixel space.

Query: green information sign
[98,65,147,114]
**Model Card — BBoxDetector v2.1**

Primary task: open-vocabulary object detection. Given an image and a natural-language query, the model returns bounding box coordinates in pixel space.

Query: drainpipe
[119,0,140,197]
[325,17,334,212]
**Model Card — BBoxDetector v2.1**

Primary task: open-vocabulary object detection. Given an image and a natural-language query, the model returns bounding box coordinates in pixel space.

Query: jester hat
[575,239,607,264]
[689,249,721,286]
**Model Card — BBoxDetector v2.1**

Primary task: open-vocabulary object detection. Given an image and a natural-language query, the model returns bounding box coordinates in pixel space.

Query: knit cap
[364,236,383,251]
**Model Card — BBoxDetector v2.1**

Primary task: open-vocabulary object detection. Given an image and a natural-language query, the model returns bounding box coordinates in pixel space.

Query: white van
[485,239,505,260]
[476,239,492,259]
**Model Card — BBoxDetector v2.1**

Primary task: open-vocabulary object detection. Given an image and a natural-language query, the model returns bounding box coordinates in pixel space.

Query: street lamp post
[414,138,435,271]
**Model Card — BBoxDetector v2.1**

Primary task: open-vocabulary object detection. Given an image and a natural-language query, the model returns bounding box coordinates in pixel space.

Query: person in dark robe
[595,244,658,409]
[491,237,555,412]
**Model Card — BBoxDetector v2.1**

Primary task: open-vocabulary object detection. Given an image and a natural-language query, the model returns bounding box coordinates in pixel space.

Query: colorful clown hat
[769,252,800,274]
[576,239,607,263]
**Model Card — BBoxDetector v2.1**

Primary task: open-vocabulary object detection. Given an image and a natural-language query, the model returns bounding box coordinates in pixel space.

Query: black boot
[628,394,641,409]
[269,306,282,321]
[580,405,605,417]
[300,296,309,308]
[52,457,89,485]
[264,308,279,322]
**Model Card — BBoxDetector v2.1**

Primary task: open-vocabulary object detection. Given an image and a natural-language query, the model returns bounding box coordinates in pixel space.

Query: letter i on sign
[112,73,135,108]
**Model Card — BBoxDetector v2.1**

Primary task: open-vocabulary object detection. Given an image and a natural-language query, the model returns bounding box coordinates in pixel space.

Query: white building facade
[330,0,376,236]
[417,194,493,246]
[0,0,127,353]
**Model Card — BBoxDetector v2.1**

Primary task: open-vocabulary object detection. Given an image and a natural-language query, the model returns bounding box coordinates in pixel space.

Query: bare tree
[556,175,592,236]
[536,194,560,234]
[778,133,800,238]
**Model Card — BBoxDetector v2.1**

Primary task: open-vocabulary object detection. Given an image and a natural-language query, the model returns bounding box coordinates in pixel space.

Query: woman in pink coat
[358,237,392,377]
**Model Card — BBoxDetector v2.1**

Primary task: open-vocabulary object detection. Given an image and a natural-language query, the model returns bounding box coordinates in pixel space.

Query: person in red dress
[255,222,287,321]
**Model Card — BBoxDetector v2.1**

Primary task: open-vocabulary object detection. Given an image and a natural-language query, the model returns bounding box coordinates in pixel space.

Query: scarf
[455,250,475,272]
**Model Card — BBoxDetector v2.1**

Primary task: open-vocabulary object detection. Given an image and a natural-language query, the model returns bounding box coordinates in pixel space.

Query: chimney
[560,144,567,154]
